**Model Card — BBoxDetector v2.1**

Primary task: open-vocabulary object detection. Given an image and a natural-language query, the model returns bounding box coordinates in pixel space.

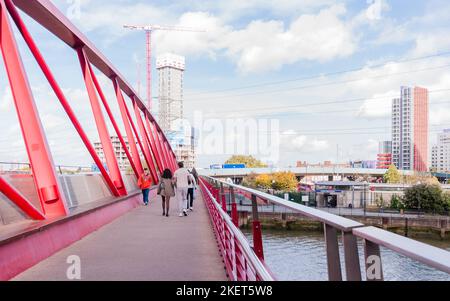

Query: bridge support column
[251,194,264,261]
[0,1,68,217]
[77,47,126,196]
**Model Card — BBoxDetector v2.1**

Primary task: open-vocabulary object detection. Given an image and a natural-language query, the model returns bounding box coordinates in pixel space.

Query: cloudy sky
[1,0,450,168]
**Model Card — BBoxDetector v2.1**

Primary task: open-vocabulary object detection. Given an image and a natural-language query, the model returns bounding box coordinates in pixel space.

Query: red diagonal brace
[120,94,156,183]
[145,116,164,172]
[133,99,158,183]
[113,77,144,178]
[88,63,139,179]
[77,47,126,196]
[153,124,169,169]
[0,176,45,220]
[0,0,68,217]
[3,0,120,198]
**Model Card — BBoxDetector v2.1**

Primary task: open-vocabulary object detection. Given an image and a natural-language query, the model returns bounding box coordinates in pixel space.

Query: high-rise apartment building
[94,136,130,171]
[156,53,196,167]
[156,53,185,133]
[377,141,392,169]
[391,86,428,171]
[431,129,450,173]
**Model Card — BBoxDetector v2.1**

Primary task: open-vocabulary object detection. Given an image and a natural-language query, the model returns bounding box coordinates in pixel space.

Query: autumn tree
[225,155,268,168]
[255,174,272,189]
[272,171,298,191]
[383,164,401,184]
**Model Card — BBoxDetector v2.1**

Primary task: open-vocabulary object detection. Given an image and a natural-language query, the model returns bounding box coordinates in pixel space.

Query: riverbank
[238,211,450,241]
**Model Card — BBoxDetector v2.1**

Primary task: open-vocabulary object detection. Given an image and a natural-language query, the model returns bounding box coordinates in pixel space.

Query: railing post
[0,1,68,217]
[77,46,126,196]
[364,240,384,281]
[230,186,239,227]
[251,194,264,261]
[324,224,343,281]
[342,231,362,281]
[220,183,227,212]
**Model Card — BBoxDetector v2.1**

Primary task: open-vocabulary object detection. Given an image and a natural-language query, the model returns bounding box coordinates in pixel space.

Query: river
[243,229,450,281]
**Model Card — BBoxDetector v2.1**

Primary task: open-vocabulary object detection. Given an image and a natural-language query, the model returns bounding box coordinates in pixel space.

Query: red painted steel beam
[77,47,126,196]
[3,0,120,198]
[133,100,158,183]
[88,62,139,179]
[11,0,178,166]
[120,95,155,183]
[164,141,175,171]
[10,0,176,167]
[141,115,162,174]
[0,0,68,217]
[0,176,45,220]
[145,117,164,172]
[153,126,169,169]
[113,77,144,177]
[160,132,172,169]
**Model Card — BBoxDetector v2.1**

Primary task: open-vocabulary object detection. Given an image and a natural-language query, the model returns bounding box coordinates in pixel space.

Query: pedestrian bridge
[1,0,450,281]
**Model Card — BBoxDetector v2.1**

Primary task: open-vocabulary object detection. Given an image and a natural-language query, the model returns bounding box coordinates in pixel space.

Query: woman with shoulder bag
[158,168,175,217]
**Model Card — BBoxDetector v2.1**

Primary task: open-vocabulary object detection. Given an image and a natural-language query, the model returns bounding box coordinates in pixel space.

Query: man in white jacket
[173,161,194,217]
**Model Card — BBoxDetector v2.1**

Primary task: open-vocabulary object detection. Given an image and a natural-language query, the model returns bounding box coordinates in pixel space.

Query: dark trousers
[142,188,150,204]
[187,188,194,208]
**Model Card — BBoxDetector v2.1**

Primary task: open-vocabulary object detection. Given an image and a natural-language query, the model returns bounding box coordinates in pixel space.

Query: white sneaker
[179,213,183,217]
[189,208,193,211]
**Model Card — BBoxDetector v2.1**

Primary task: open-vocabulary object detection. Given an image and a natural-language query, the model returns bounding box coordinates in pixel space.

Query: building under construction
[156,53,196,168]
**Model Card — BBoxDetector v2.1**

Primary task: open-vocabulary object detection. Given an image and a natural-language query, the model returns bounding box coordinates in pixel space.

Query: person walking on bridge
[174,161,191,217]
[186,170,197,211]
[157,168,175,217]
[137,168,152,206]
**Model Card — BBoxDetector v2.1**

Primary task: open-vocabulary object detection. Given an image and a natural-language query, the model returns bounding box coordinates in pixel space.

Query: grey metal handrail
[353,226,450,276]
[202,175,450,281]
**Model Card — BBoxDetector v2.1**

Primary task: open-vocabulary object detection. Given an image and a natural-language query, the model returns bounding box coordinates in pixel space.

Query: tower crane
[123,24,205,111]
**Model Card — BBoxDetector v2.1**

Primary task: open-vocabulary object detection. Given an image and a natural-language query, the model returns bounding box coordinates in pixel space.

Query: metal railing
[200,178,274,281]
[200,175,450,281]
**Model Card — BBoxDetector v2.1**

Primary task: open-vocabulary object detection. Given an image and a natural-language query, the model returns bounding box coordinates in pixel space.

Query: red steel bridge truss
[0,0,177,219]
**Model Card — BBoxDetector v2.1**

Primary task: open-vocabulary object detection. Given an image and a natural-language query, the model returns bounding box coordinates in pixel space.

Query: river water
[243,229,450,281]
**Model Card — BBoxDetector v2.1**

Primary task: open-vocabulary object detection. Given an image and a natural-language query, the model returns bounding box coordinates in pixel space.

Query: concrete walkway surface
[13,192,227,281]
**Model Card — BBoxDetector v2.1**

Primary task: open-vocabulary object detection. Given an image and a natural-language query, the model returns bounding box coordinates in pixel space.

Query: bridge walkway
[12,192,227,281]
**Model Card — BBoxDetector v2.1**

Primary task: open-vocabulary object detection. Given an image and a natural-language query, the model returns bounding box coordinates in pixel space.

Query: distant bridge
[199,167,415,179]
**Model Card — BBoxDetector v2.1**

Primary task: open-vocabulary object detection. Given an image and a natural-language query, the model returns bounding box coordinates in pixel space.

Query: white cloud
[224,4,357,73]
[58,1,358,74]
[356,91,395,119]
[0,87,12,112]
[282,131,329,153]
